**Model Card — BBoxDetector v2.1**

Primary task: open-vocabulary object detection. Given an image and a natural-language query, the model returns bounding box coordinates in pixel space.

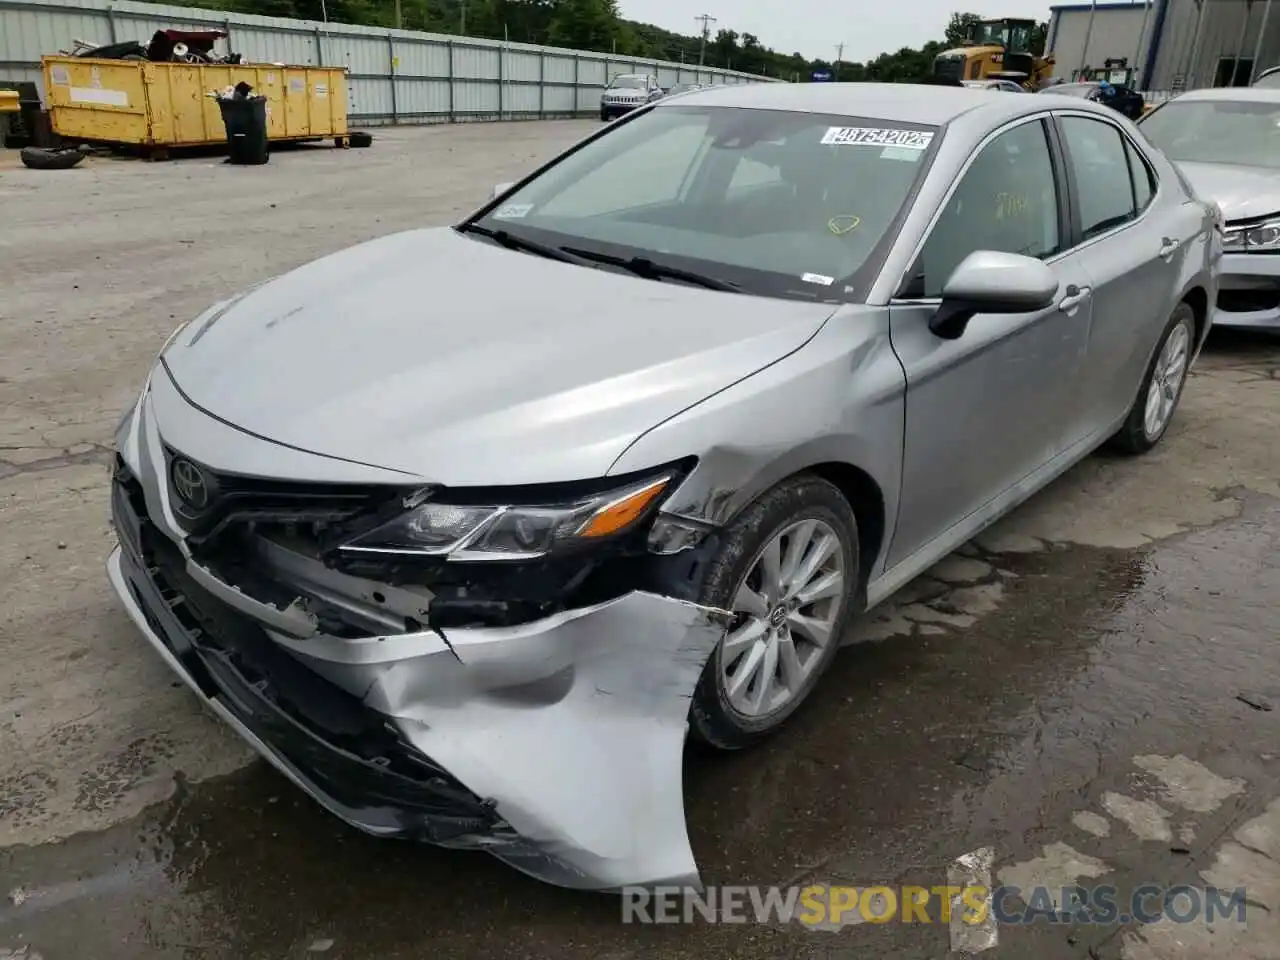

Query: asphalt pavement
[1,122,1277,960]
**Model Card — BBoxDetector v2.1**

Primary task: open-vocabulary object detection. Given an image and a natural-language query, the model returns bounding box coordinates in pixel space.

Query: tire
[349,131,373,148]
[19,146,85,170]
[1108,302,1196,455]
[689,475,859,751]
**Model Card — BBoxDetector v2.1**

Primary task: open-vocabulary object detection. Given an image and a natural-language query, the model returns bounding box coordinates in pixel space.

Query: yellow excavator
[933,18,1056,91]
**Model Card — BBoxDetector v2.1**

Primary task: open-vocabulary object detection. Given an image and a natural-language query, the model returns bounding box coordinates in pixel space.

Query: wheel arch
[1180,284,1209,349]
[801,461,887,601]
[657,453,891,604]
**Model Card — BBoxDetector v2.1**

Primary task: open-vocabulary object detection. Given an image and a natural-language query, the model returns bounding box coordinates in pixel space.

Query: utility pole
[1078,0,1098,76]
[695,13,716,66]
[1251,0,1275,83]
[834,42,844,80]
[460,0,466,34]
[394,0,402,30]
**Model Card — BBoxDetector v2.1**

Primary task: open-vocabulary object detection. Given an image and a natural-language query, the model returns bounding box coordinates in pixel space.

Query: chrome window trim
[1051,109,1163,252]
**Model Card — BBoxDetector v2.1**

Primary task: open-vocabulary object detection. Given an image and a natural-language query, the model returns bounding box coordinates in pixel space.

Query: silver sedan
[1138,86,1280,330]
[107,82,1219,893]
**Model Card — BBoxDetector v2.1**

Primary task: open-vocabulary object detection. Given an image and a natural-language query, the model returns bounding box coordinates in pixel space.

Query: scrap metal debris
[62,30,242,64]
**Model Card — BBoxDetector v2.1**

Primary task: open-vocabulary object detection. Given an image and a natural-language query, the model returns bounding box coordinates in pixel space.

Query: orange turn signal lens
[576,477,670,538]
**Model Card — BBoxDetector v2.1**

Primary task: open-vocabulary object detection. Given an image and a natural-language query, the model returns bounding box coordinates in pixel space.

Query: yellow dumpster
[0,90,18,113]
[41,56,348,150]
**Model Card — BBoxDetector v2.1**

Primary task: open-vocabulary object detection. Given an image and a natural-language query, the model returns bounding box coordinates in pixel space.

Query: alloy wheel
[1143,321,1190,440]
[719,518,846,719]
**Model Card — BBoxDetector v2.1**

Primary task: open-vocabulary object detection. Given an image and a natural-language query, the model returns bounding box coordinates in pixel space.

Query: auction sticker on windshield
[821,127,934,149]
[494,203,533,219]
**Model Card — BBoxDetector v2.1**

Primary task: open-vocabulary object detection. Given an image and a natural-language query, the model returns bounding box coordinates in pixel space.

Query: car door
[1051,112,1193,446]
[885,116,1094,569]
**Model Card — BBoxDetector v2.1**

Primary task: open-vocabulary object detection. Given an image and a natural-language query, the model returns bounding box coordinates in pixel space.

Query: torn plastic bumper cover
[107,473,730,890]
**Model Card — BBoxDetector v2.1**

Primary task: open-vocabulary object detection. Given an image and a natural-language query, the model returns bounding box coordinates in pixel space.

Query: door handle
[1159,237,1180,260]
[1057,285,1092,313]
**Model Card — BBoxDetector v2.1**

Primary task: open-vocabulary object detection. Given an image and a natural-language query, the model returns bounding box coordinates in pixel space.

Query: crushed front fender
[268,591,730,891]
[109,515,729,891]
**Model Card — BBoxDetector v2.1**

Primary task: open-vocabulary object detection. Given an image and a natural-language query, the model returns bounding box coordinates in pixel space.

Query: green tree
[944,11,982,46]
[546,0,617,50]
[164,0,991,89]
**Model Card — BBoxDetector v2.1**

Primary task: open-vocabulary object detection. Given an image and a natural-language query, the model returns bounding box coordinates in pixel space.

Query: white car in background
[1139,86,1280,330]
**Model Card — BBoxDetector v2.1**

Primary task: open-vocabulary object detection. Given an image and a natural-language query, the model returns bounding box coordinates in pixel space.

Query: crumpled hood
[1176,161,1280,222]
[162,227,833,485]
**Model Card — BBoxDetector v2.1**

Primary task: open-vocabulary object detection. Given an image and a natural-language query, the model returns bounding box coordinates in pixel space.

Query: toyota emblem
[170,458,209,511]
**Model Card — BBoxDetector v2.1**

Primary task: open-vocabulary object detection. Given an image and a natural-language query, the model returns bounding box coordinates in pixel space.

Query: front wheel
[689,475,859,751]
[1108,302,1196,455]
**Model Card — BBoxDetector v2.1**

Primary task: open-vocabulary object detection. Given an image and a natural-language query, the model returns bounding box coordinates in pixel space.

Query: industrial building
[1047,0,1280,91]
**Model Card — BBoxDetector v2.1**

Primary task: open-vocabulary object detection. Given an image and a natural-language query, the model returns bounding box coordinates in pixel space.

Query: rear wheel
[1108,302,1195,455]
[689,475,859,751]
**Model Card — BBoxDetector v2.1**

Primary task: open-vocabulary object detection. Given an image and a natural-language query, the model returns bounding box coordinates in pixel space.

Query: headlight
[1222,216,1280,253]
[340,472,677,561]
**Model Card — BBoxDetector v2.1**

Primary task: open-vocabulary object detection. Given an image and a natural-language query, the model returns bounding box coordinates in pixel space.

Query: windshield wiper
[456,223,592,266]
[560,247,740,292]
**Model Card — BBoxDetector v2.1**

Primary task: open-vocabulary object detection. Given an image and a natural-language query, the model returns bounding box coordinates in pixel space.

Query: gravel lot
[1,122,1278,960]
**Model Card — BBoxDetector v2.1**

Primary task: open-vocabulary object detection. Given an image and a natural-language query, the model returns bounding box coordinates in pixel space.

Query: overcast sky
[618,0,1058,62]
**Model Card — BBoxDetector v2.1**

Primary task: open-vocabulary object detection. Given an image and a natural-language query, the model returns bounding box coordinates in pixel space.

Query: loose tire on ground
[19,146,85,170]
[689,474,860,751]
[348,131,373,148]
[1108,301,1196,455]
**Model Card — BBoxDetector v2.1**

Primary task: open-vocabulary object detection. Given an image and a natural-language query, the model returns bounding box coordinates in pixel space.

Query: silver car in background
[108,83,1218,894]
[1139,86,1280,330]
[599,72,662,121]
[963,79,1025,92]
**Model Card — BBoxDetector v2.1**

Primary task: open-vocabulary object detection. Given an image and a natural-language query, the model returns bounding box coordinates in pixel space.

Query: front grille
[160,446,405,542]
[935,56,964,81]
[112,458,502,836]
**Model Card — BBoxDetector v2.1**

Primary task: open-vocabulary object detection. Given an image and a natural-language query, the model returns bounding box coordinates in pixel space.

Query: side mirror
[929,250,1059,339]
[491,181,515,200]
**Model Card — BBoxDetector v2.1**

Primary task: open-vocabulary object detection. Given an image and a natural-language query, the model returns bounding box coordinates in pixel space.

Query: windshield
[471,106,938,301]
[1140,99,1280,168]
[610,76,647,89]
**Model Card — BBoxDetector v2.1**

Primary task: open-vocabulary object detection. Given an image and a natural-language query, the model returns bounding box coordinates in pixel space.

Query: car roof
[656,81,1107,127]
[1171,85,1280,103]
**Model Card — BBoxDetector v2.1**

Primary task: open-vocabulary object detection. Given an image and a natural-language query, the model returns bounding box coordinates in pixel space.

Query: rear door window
[1059,115,1138,240]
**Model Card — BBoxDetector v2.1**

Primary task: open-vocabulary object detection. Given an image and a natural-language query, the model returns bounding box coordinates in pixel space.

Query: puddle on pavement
[1,500,1277,960]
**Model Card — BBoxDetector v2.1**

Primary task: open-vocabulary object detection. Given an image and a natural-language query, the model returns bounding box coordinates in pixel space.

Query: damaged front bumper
[106,386,729,891]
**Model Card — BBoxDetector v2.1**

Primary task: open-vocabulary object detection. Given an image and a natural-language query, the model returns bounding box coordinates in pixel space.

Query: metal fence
[0,0,776,125]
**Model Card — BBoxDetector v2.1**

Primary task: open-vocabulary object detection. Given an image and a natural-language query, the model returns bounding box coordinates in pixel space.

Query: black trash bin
[217,95,269,165]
